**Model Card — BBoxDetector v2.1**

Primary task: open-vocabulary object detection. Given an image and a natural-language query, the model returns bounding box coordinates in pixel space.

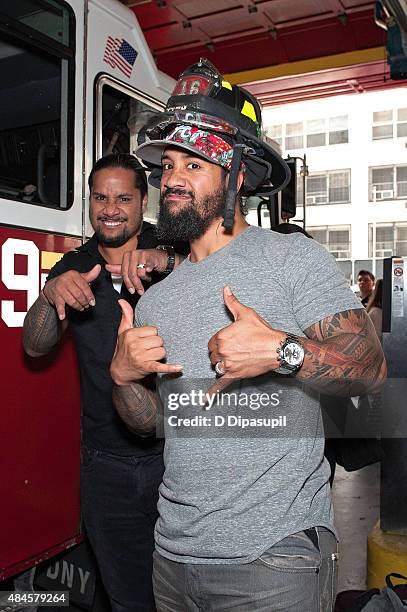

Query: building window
[397,166,407,197]
[267,115,349,152]
[306,175,327,204]
[372,110,393,139]
[303,170,350,205]
[307,119,325,147]
[309,225,351,259]
[285,122,303,150]
[372,108,407,140]
[397,108,407,137]
[267,124,282,147]
[370,165,407,200]
[0,0,75,208]
[369,223,407,257]
[329,115,348,144]
[306,115,348,148]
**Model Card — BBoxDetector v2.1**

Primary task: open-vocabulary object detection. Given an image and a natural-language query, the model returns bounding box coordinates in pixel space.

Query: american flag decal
[103,37,138,78]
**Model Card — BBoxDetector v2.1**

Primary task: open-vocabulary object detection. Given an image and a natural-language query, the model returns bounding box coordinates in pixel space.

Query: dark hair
[273,222,313,239]
[366,278,382,312]
[88,154,148,200]
[357,269,375,282]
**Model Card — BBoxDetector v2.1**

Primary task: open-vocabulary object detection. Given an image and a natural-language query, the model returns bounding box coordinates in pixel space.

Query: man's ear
[141,193,148,214]
[237,169,244,192]
[225,169,245,191]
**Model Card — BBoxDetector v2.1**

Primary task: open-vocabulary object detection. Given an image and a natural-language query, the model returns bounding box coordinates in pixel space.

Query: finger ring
[136,263,146,269]
[215,361,226,376]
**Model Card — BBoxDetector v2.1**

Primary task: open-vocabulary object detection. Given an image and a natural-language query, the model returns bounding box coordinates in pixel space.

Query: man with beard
[22,153,185,612]
[111,60,386,611]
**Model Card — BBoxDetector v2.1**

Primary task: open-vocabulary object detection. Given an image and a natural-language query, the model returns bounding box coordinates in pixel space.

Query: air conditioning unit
[375,189,394,199]
[330,251,350,260]
[306,195,328,205]
[376,250,394,258]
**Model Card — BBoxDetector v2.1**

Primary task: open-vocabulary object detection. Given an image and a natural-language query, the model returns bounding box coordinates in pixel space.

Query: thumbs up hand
[207,286,286,380]
[117,298,134,335]
[110,299,183,386]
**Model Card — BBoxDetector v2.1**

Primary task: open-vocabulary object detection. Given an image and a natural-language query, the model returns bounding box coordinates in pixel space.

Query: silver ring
[215,361,226,376]
[136,263,146,269]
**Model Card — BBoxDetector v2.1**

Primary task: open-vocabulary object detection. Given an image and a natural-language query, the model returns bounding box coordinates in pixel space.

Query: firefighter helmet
[136,59,290,228]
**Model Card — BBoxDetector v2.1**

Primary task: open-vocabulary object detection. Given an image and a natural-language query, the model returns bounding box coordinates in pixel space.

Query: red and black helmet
[136,59,290,228]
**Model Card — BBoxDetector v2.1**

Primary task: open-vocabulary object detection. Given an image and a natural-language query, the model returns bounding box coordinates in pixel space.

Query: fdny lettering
[46,561,90,594]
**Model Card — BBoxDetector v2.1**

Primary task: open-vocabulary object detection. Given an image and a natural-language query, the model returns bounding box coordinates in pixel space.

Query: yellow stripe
[41,251,64,270]
[241,100,257,122]
[224,47,386,84]
[222,80,233,90]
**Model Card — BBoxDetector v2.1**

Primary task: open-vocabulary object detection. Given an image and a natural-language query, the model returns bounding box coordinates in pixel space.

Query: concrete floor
[332,463,380,593]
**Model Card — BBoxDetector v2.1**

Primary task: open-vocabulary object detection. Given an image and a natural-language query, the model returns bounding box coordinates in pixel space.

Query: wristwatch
[156,245,175,274]
[275,333,305,375]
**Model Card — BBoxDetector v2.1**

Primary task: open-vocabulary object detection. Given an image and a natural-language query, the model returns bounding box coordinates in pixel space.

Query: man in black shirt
[23,154,184,612]
[357,269,375,307]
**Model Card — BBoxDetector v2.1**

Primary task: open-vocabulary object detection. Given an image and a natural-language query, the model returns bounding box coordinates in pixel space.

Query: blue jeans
[81,447,164,612]
[153,527,338,611]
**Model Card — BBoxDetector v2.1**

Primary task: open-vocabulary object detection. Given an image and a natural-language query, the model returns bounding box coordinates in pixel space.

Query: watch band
[156,245,175,274]
[275,333,304,375]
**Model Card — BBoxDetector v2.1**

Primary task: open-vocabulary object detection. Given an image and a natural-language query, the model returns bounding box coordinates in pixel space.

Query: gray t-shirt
[135,225,361,564]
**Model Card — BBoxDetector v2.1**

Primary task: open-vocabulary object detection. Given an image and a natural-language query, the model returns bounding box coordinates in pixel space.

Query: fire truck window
[1,1,71,47]
[101,86,132,156]
[0,2,73,209]
[101,84,161,222]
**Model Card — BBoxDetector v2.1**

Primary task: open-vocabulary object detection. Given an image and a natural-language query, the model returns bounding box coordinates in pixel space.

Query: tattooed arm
[110,299,182,433]
[297,308,386,395]
[23,265,101,357]
[23,292,68,357]
[112,381,160,436]
[208,288,386,397]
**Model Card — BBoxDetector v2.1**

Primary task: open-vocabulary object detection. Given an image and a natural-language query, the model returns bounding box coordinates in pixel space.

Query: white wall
[262,87,407,265]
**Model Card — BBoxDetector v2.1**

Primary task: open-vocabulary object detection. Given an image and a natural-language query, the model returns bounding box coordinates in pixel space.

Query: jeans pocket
[257,530,322,572]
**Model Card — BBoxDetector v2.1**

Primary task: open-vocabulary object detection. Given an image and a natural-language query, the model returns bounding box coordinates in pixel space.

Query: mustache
[162,187,194,199]
[97,215,127,222]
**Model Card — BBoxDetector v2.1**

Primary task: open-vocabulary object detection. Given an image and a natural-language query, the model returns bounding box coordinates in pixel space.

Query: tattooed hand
[43,264,101,320]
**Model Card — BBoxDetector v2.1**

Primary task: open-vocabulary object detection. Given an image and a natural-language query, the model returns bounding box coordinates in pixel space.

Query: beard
[93,216,140,248]
[157,184,227,241]
[94,227,130,247]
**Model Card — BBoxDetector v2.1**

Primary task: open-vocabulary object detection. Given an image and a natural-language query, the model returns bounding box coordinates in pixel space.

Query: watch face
[282,342,304,366]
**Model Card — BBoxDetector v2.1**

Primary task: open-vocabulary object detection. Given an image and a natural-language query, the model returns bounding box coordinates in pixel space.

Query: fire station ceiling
[121,0,407,105]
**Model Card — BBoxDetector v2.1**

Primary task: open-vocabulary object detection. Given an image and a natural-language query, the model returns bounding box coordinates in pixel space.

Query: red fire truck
[0,0,173,605]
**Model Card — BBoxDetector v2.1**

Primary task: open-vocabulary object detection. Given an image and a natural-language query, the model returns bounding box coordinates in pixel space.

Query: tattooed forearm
[112,382,160,436]
[297,308,386,395]
[22,292,64,357]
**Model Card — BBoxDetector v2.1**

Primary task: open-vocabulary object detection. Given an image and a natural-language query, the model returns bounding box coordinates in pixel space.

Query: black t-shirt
[47,222,165,456]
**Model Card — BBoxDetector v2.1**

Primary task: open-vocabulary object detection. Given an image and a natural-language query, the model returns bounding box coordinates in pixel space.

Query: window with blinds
[370,165,407,200]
